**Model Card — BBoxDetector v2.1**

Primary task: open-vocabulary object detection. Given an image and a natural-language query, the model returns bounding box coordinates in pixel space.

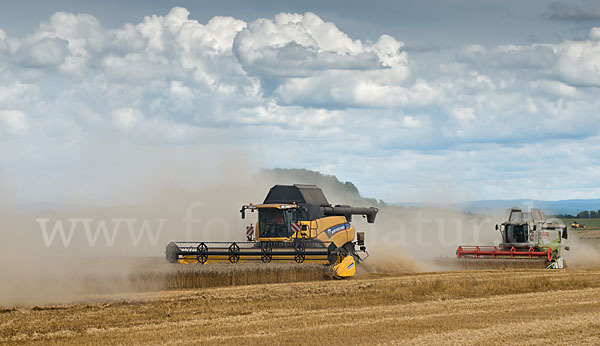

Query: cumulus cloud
[529,79,579,98]
[458,28,600,88]
[112,108,143,130]
[9,11,106,75]
[233,12,385,77]
[1,7,600,203]
[402,116,420,128]
[17,37,69,68]
[591,27,600,40]
[0,82,39,108]
[0,110,28,135]
[233,13,412,108]
[553,38,600,86]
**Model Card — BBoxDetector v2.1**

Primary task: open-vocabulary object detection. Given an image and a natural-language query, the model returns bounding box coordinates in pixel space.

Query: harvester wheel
[294,243,306,263]
[551,249,559,262]
[261,243,273,263]
[341,241,361,263]
[196,243,208,264]
[166,242,180,263]
[327,243,338,264]
[228,243,240,263]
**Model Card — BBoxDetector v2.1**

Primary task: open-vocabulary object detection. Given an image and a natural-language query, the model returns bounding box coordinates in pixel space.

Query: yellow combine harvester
[570,222,585,229]
[166,184,378,277]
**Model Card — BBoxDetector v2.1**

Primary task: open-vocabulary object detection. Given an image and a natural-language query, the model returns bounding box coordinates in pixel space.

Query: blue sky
[0,0,600,204]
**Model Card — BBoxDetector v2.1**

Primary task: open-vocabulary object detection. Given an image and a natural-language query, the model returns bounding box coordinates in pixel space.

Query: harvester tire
[342,242,361,263]
[166,242,179,264]
[294,243,306,263]
[196,243,208,264]
[228,243,241,263]
[327,243,338,264]
[551,249,559,263]
[261,243,273,263]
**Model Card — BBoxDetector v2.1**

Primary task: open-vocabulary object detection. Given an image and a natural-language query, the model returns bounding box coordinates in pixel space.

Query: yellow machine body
[333,255,356,277]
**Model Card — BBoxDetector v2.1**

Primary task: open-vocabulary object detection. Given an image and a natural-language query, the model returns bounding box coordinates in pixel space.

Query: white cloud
[112,108,143,130]
[344,78,441,108]
[169,80,195,100]
[19,37,69,67]
[449,107,476,122]
[0,110,28,135]
[529,79,579,98]
[553,39,600,87]
[459,35,600,88]
[591,27,600,40]
[0,82,39,108]
[402,116,420,128]
[232,12,412,108]
[33,11,105,75]
[1,7,600,204]
[233,12,388,77]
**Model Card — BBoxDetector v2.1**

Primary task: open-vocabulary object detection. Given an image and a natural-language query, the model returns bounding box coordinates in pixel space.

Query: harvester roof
[505,207,545,224]
[260,184,378,223]
[263,184,330,206]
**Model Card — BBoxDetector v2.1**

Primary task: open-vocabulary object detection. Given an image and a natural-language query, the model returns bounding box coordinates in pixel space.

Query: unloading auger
[166,184,378,277]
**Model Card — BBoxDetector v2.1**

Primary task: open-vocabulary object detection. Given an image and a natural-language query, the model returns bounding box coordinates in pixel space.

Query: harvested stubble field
[2,267,600,345]
[0,258,333,306]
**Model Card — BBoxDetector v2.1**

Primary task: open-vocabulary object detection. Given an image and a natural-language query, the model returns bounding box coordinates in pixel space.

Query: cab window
[506,224,528,243]
[258,208,297,238]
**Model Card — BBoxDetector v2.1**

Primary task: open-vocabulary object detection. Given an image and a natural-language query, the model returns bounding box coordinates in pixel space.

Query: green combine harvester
[457,208,569,269]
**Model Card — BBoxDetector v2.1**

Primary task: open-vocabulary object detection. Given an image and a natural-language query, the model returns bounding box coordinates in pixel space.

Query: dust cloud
[0,143,272,306]
[2,149,599,306]
[255,173,506,273]
[359,206,504,272]
[562,235,600,268]
[0,146,391,306]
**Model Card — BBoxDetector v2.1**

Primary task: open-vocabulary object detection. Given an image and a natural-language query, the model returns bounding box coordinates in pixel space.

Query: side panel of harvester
[312,216,356,247]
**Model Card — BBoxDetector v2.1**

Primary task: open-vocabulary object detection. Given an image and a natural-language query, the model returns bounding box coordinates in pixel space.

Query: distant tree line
[577,210,600,218]
[553,210,600,218]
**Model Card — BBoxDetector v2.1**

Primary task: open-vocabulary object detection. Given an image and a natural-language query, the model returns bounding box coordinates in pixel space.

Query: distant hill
[258,169,600,215]
[15,166,598,215]
[257,168,382,206]
[456,199,600,215]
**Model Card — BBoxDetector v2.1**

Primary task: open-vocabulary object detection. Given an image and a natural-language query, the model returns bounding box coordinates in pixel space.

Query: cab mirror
[240,208,246,219]
[562,228,568,239]
[495,224,498,230]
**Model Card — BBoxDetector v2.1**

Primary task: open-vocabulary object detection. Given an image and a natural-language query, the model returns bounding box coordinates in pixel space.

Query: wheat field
[2,267,600,345]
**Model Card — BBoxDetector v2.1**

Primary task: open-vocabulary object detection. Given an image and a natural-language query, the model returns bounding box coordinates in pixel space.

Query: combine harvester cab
[456,208,569,269]
[166,184,378,277]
